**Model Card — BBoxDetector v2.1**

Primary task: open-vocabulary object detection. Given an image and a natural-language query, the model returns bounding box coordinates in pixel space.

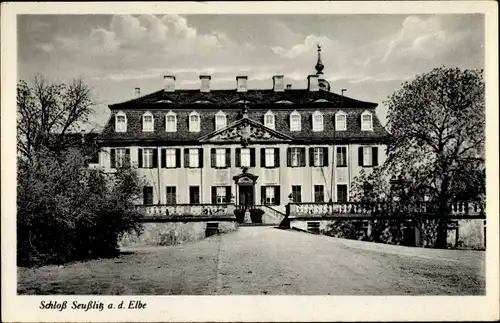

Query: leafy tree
[384,67,485,248]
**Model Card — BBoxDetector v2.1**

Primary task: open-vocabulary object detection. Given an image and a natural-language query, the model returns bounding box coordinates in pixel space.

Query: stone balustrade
[289,201,484,218]
[137,204,235,218]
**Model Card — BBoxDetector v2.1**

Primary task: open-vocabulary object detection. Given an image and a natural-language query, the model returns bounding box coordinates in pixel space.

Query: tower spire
[315,44,324,75]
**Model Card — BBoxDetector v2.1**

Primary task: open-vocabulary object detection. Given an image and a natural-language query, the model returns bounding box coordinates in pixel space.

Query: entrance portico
[233,168,258,208]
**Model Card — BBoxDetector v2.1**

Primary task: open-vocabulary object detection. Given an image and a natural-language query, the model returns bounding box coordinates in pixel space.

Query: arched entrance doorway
[233,169,258,209]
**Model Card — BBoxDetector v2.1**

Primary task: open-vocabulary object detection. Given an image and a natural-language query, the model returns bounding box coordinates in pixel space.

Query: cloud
[271,35,337,59]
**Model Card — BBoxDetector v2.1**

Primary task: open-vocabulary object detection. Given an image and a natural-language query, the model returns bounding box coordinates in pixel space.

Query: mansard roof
[109,88,378,110]
[100,107,388,144]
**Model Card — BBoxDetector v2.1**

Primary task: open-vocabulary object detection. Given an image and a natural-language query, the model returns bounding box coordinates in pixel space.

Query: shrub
[17,148,144,267]
[250,209,264,223]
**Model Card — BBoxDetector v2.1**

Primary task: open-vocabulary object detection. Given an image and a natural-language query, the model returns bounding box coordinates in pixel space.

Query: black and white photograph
[2,1,499,322]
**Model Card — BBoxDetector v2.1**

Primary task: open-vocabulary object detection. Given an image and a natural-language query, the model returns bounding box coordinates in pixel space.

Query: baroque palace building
[98,47,389,214]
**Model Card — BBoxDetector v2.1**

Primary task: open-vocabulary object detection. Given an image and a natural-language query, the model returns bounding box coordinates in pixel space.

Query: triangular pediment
[199,117,293,143]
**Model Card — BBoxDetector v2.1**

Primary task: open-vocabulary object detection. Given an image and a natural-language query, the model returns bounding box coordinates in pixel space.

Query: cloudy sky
[18,14,484,129]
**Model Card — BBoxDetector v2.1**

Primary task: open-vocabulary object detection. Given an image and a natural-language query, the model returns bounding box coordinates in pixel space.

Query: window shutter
[235,148,241,167]
[275,186,281,205]
[211,148,216,168]
[274,148,280,167]
[260,148,265,167]
[153,149,158,168]
[225,148,231,167]
[211,187,217,204]
[138,149,143,168]
[198,148,204,168]
[358,147,364,167]
[261,186,266,205]
[309,147,314,167]
[184,148,190,168]
[372,147,378,166]
[250,148,256,167]
[161,149,166,168]
[323,147,329,167]
[110,149,116,168]
[300,148,306,167]
[175,149,181,168]
[125,149,130,166]
[287,148,292,167]
[225,186,231,203]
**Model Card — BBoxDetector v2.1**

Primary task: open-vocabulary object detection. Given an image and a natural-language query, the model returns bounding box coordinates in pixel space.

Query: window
[143,186,153,205]
[276,100,294,104]
[189,186,200,204]
[336,111,347,131]
[359,146,379,167]
[312,111,324,132]
[361,111,373,131]
[314,148,324,167]
[240,148,251,167]
[314,99,330,103]
[212,186,230,204]
[189,111,200,132]
[211,148,230,168]
[290,111,301,131]
[216,149,226,167]
[166,111,177,132]
[115,112,127,132]
[265,186,275,205]
[166,186,177,204]
[292,185,302,203]
[264,111,275,130]
[288,147,306,167]
[265,149,275,167]
[337,185,348,203]
[166,149,177,168]
[142,112,154,132]
[215,111,226,130]
[143,148,154,168]
[189,149,199,168]
[314,185,325,203]
[336,147,347,167]
[111,148,129,168]
[261,186,280,206]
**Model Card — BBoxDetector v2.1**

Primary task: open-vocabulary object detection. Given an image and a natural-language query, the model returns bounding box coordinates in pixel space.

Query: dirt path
[18,227,485,295]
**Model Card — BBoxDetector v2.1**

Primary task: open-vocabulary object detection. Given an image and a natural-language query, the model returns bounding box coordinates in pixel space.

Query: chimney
[236,76,248,92]
[286,84,292,90]
[273,75,284,92]
[308,75,319,92]
[134,87,141,97]
[200,75,211,92]
[163,75,176,92]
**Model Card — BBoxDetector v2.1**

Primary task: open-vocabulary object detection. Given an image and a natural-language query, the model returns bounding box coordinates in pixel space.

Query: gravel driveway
[18,227,484,295]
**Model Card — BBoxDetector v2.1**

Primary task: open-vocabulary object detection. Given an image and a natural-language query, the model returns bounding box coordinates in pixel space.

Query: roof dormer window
[215,110,227,130]
[361,111,373,131]
[290,110,301,131]
[142,111,154,132]
[189,111,200,132]
[314,99,330,103]
[264,110,275,130]
[115,111,127,132]
[276,100,294,104]
[312,111,324,132]
[336,111,347,131]
[166,111,177,132]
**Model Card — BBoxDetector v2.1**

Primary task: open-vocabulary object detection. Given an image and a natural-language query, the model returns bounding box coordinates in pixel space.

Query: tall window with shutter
[336,147,347,167]
[358,146,379,167]
[138,148,158,169]
[288,147,305,167]
[110,148,130,168]
[291,185,302,203]
[314,185,325,203]
[236,148,255,167]
[184,148,201,168]
[260,148,279,168]
[166,186,177,204]
[261,186,280,206]
[189,186,200,204]
[310,147,328,167]
[212,186,231,204]
[337,185,348,203]
[143,186,153,205]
